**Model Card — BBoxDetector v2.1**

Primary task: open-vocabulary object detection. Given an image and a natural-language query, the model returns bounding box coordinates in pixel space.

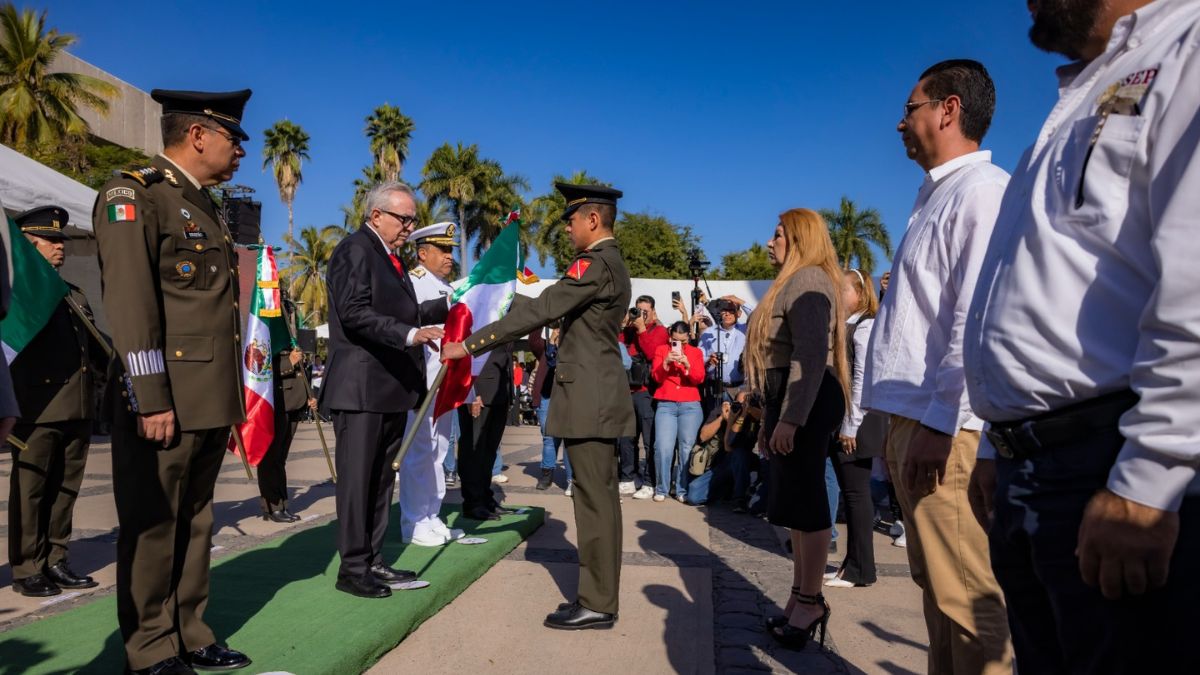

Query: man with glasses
[94,89,253,674]
[861,61,1013,674]
[698,299,745,415]
[320,181,448,599]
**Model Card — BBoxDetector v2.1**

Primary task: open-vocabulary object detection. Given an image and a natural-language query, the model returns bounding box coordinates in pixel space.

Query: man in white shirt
[698,299,746,405]
[965,2,1200,671]
[862,59,1012,674]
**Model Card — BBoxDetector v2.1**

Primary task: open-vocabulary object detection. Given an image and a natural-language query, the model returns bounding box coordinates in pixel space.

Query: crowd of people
[1,1,1197,674]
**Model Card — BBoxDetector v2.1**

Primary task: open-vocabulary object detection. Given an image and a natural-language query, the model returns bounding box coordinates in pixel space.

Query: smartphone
[671,290,681,304]
[670,339,682,355]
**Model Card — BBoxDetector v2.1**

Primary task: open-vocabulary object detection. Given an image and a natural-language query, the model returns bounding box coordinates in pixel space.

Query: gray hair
[363,181,416,223]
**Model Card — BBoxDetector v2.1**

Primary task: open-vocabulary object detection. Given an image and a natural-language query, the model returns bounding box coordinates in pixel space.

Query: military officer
[443,183,636,630]
[399,222,463,546]
[93,89,253,674]
[257,290,314,523]
[7,205,108,597]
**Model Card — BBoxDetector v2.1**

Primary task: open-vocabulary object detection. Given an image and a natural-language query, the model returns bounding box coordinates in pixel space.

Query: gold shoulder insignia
[118,166,164,187]
[410,267,427,278]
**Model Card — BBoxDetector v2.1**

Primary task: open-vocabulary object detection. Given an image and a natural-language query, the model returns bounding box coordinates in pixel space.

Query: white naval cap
[410,221,459,247]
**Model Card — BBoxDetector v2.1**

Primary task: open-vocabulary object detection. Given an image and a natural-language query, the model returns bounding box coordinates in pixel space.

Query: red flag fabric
[433,302,475,419]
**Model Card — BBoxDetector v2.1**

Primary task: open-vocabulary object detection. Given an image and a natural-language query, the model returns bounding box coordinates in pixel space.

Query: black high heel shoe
[766,588,828,629]
[769,592,830,650]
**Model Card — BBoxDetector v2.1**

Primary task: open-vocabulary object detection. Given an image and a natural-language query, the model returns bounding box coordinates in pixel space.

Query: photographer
[650,321,705,502]
[619,295,667,499]
[685,391,763,506]
[698,299,746,415]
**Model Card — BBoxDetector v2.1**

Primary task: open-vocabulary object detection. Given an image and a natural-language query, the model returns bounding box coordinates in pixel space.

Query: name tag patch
[183,221,207,240]
[1097,66,1159,116]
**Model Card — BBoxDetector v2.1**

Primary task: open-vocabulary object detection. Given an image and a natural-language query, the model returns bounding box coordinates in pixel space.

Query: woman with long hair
[651,320,706,502]
[825,269,883,588]
[745,208,849,650]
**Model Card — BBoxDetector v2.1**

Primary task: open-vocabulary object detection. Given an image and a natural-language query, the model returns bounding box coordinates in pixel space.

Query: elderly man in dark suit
[320,181,448,599]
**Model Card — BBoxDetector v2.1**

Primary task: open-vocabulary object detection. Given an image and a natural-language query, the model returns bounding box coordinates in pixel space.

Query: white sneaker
[491,474,509,484]
[632,486,654,500]
[889,521,905,538]
[404,530,450,547]
[675,494,688,504]
[652,494,666,502]
[445,528,465,541]
[618,481,636,495]
[893,533,907,548]
[823,570,840,581]
[564,481,573,497]
[824,577,857,588]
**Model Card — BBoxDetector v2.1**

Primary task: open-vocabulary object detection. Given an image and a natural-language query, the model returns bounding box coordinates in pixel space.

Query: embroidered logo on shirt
[1096,66,1159,116]
[566,259,591,280]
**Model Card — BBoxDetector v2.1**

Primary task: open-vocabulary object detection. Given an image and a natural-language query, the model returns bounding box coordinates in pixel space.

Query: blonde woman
[746,208,850,650]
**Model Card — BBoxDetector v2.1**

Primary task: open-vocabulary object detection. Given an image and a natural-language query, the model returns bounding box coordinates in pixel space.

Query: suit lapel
[358,226,416,303]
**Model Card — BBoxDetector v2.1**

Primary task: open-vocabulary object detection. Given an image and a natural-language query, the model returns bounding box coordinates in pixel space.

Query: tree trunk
[287,200,295,241]
[458,203,469,274]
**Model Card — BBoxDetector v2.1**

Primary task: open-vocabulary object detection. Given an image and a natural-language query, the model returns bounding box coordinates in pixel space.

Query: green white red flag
[2,216,69,364]
[228,246,287,466]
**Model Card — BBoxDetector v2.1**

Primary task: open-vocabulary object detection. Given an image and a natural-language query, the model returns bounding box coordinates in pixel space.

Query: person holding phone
[650,321,706,502]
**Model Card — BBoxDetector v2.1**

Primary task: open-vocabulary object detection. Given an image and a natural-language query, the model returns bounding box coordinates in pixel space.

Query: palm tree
[279,225,342,325]
[262,119,310,241]
[467,163,530,260]
[364,104,414,182]
[528,171,608,273]
[820,196,892,276]
[0,5,118,148]
[416,195,453,228]
[420,143,494,272]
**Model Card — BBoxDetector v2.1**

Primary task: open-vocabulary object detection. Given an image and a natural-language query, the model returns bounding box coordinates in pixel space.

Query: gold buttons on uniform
[175,350,183,357]
[194,243,203,251]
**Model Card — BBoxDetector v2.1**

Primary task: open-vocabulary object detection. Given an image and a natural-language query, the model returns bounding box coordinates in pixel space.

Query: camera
[628,307,643,321]
[687,248,710,278]
[730,401,744,415]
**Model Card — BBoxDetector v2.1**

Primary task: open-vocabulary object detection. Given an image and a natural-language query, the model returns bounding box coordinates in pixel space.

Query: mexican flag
[433,209,527,419]
[228,246,288,466]
[2,216,69,364]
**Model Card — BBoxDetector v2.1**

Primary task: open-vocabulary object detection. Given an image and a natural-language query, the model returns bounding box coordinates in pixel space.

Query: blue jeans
[537,397,572,482]
[653,401,703,498]
[825,457,840,541]
[443,413,459,473]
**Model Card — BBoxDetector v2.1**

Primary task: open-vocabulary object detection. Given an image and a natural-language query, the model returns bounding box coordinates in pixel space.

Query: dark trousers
[112,422,227,670]
[991,426,1200,674]
[257,409,300,511]
[618,390,655,483]
[8,420,92,579]
[830,453,877,584]
[457,403,506,513]
[565,438,622,614]
[332,410,406,578]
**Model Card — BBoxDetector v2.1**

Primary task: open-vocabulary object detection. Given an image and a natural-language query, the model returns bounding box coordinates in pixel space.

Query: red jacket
[651,343,705,402]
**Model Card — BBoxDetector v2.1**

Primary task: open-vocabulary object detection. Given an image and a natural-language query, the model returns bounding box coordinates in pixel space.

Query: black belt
[985,389,1138,460]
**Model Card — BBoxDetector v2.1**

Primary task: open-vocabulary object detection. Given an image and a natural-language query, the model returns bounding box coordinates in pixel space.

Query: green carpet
[0,505,544,674]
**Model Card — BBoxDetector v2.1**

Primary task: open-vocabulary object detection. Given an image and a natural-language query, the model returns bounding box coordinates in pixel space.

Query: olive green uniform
[467,238,635,613]
[93,155,244,669]
[8,285,107,579]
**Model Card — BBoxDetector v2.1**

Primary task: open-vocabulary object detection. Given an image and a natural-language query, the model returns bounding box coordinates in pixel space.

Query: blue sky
[47,0,1065,275]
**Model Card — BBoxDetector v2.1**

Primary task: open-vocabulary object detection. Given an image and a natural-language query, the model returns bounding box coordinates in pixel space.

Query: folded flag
[228,246,288,466]
[2,216,69,364]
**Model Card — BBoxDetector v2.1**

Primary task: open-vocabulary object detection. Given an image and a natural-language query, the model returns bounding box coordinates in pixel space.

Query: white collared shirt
[842,312,873,437]
[965,0,1200,511]
[862,150,1010,435]
[699,323,746,384]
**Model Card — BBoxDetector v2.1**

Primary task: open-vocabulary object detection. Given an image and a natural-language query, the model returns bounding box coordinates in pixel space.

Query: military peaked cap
[556,183,623,221]
[15,205,70,240]
[151,88,253,140]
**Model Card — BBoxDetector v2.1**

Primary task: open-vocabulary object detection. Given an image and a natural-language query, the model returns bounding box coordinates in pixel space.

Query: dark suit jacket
[320,226,449,414]
[473,344,513,408]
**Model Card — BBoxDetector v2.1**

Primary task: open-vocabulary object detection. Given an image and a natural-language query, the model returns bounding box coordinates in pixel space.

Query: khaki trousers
[886,415,1012,675]
[565,438,622,615]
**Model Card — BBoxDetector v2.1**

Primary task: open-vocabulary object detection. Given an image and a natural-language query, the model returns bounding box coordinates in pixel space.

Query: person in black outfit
[257,293,313,523]
[457,344,514,520]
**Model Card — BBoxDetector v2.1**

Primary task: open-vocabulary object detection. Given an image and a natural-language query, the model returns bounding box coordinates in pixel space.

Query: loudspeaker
[224,198,261,244]
[297,328,318,354]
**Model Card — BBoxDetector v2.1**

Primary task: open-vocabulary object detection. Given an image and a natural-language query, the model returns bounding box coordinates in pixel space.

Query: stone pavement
[1,423,928,673]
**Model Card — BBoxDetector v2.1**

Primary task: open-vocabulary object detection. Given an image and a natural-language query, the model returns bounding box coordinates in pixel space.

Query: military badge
[106,187,135,202]
[183,221,207,239]
[107,203,136,222]
[565,258,591,280]
[176,261,195,279]
[120,166,163,186]
[180,208,191,219]
[446,223,457,238]
[410,267,427,278]
[162,168,179,186]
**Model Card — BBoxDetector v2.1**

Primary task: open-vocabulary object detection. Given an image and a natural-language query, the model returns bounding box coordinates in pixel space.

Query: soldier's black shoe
[462,507,501,521]
[12,574,61,597]
[544,602,616,630]
[335,573,391,598]
[491,505,519,515]
[536,469,553,490]
[45,561,99,589]
[369,564,416,584]
[278,508,301,522]
[261,509,296,524]
[127,656,195,675]
[187,644,250,671]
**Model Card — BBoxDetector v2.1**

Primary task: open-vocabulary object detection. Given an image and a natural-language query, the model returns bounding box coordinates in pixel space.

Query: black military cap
[15,205,70,240]
[151,88,253,140]
[557,183,623,221]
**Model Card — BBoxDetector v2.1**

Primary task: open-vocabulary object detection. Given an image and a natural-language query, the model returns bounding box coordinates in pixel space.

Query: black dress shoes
[491,505,519,515]
[544,601,617,630]
[128,656,195,674]
[278,508,301,522]
[262,509,299,523]
[462,507,501,521]
[536,469,553,490]
[12,573,60,597]
[46,561,98,589]
[369,564,417,583]
[187,644,250,671]
[335,573,391,598]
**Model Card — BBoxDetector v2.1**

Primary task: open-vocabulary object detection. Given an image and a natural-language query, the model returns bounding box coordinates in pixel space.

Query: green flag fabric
[1,217,68,363]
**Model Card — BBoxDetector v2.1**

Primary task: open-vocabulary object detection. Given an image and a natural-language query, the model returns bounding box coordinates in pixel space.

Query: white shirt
[862,150,1010,435]
[409,264,453,388]
[842,312,873,437]
[965,0,1200,511]
[698,323,746,384]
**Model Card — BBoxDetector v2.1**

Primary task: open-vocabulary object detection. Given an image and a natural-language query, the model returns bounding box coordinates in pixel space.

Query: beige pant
[886,416,1012,675]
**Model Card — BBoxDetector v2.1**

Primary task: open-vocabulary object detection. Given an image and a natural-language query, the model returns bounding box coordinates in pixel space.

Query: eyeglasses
[902,99,944,119]
[203,125,242,148]
[379,209,419,228]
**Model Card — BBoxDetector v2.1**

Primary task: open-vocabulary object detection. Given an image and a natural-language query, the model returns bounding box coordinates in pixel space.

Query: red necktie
[389,253,405,276]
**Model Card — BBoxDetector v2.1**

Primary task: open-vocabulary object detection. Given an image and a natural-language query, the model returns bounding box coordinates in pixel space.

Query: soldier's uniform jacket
[274,301,309,414]
[9,285,107,423]
[467,238,635,439]
[409,264,452,389]
[91,155,245,431]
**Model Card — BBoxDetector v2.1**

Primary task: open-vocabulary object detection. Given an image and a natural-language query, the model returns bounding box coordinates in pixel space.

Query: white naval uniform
[399,264,455,541]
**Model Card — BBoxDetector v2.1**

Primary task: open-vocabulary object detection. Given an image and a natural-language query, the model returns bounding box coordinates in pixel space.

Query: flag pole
[6,436,28,452]
[280,295,337,484]
[63,295,115,360]
[392,364,449,472]
[229,425,255,481]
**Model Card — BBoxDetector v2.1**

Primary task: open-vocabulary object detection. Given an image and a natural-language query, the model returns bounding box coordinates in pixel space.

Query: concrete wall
[51,52,162,155]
